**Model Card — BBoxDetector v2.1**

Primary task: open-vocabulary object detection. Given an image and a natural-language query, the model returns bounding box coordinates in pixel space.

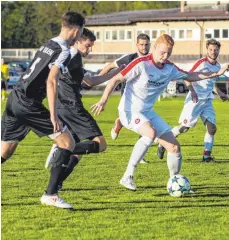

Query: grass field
[1,95,229,240]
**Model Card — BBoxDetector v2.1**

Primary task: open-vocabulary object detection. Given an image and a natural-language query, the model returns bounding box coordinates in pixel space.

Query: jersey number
[23,57,41,79]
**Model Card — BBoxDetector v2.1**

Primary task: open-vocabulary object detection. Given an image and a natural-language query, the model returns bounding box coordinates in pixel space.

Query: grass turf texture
[1,95,229,240]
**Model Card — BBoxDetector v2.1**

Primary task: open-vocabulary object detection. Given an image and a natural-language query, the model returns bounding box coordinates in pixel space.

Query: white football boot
[111,118,122,140]
[40,194,73,209]
[120,175,136,191]
[45,144,58,169]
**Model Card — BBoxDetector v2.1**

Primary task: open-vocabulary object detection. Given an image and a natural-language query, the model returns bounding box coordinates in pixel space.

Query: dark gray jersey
[16,37,71,101]
[115,52,139,67]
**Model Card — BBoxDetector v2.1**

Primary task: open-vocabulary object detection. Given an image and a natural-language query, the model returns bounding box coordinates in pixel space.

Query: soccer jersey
[115,52,139,67]
[16,37,71,101]
[118,54,188,112]
[58,48,87,107]
[186,57,221,101]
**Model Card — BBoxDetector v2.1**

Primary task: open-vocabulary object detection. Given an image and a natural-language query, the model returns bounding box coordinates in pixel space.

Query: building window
[170,30,176,39]
[144,30,150,36]
[214,29,220,38]
[222,29,228,38]
[205,33,212,39]
[95,31,100,40]
[187,30,193,39]
[119,30,125,40]
[179,30,184,39]
[126,30,132,40]
[151,30,157,39]
[105,31,111,40]
[137,30,143,37]
[112,30,118,40]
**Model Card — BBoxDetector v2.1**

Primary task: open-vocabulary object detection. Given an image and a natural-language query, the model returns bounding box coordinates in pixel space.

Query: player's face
[77,39,94,57]
[136,39,151,56]
[154,43,173,64]
[69,26,84,46]
[207,44,220,61]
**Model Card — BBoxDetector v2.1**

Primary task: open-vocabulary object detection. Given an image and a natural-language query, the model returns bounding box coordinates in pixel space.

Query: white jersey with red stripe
[186,57,221,101]
[118,54,188,112]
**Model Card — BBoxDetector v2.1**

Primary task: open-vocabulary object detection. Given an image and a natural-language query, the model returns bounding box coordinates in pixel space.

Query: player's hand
[190,90,198,103]
[218,64,229,76]
[91,100,106,116]
[219,93,229,102]
[51,116,63,133]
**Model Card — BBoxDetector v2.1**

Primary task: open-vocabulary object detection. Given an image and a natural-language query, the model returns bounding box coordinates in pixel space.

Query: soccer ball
[167,174,191,197]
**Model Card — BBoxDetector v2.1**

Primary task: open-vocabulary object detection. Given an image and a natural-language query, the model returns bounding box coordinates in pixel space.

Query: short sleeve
[120,58,142,81]
[115,54,132,67]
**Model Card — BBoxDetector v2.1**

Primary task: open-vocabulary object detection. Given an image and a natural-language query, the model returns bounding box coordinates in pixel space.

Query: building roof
[86,7,229,26]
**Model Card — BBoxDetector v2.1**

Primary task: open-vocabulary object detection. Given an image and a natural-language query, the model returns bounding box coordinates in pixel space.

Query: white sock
[171,126,181,137]
[204,132,214,153]
[167,152,182,177]
[124,136,153,178]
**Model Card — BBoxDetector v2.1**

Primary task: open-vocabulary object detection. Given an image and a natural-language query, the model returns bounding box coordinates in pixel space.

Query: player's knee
[93,136,107,152]
[1,141,18,161]
[141,136,154,147]
[208,125,216,135]
[168,143,180,154]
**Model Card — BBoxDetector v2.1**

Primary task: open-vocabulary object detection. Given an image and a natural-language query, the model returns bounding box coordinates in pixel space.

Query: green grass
[1,95,229,240]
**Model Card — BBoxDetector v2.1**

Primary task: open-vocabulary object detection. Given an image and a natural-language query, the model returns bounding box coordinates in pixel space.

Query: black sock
[1,157,7,164]
[72,141,100,155]
[59,155,79,185]
[46,147,72,195]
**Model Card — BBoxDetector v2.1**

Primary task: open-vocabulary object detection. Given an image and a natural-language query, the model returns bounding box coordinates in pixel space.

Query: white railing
[1,49,37,60]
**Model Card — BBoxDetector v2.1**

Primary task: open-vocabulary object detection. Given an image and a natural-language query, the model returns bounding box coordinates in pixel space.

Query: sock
[167,152,182,177]
[171,126,181,138]
[203,133,214,158]
[46,147,72,195]
[1,157,7,164]
[124,136,153,178]
[59,155,80,184]
[2,89,6,100]
[72,141,100,155]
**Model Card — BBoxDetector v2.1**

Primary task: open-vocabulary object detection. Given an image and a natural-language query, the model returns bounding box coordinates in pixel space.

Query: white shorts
[119,110,171,138]
[179,99,216,128]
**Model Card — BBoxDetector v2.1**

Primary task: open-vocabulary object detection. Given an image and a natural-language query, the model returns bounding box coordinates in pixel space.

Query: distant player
[91,34,229,191]
[45,28,124,190]
[1,58,9,101]
[1,11,85,209]
[157,39,229,162]
[99,34,151,141]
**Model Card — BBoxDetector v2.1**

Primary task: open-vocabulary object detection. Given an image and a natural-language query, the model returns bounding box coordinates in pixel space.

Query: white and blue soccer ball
[167,174,191,197]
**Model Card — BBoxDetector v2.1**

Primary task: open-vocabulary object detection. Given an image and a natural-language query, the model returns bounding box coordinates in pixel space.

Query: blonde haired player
[91,34,229,191]
[157,39,229,162]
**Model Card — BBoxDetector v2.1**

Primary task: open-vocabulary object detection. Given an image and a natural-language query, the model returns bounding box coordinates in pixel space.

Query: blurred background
[1,1,229,94]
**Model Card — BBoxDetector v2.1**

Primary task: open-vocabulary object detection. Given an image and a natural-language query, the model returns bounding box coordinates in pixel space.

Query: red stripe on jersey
[189,57,207,72]
[166,60,188,74]
[121,54,152,76]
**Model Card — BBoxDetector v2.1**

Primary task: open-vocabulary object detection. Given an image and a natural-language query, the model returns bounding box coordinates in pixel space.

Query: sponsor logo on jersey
[148,80,165,86]
[135,118,140,124]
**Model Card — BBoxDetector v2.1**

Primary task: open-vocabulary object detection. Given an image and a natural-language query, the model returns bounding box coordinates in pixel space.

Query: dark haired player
[1,11,85,209]
[45,28,124,189]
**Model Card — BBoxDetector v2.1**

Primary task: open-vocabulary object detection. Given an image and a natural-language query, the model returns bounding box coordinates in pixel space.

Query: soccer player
[45,28,124,190]
[1,11,85,209]
[99,34,151,142]
[157,39,229,162]
[91,34,229,191]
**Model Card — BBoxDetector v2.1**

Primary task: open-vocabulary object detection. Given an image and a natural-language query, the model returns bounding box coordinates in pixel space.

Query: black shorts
[58,105,103,143]
[1,90,54,142]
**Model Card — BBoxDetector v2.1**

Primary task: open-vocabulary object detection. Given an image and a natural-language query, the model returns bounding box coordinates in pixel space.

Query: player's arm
[184,80,198,103]
[185,64,229,82]
[82,65,125,89]
[46,65,63,133]
[91,72,125,115]
[98,62,117,76]
[213,83,229,101]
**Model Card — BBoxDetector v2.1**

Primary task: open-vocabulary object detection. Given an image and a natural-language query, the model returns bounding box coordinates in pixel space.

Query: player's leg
[1,81,7,101]
[201,100,216,162]
[58,135,107,190]
[157,99,200,159]
[120,121,155,190]
[158,132,182,177]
